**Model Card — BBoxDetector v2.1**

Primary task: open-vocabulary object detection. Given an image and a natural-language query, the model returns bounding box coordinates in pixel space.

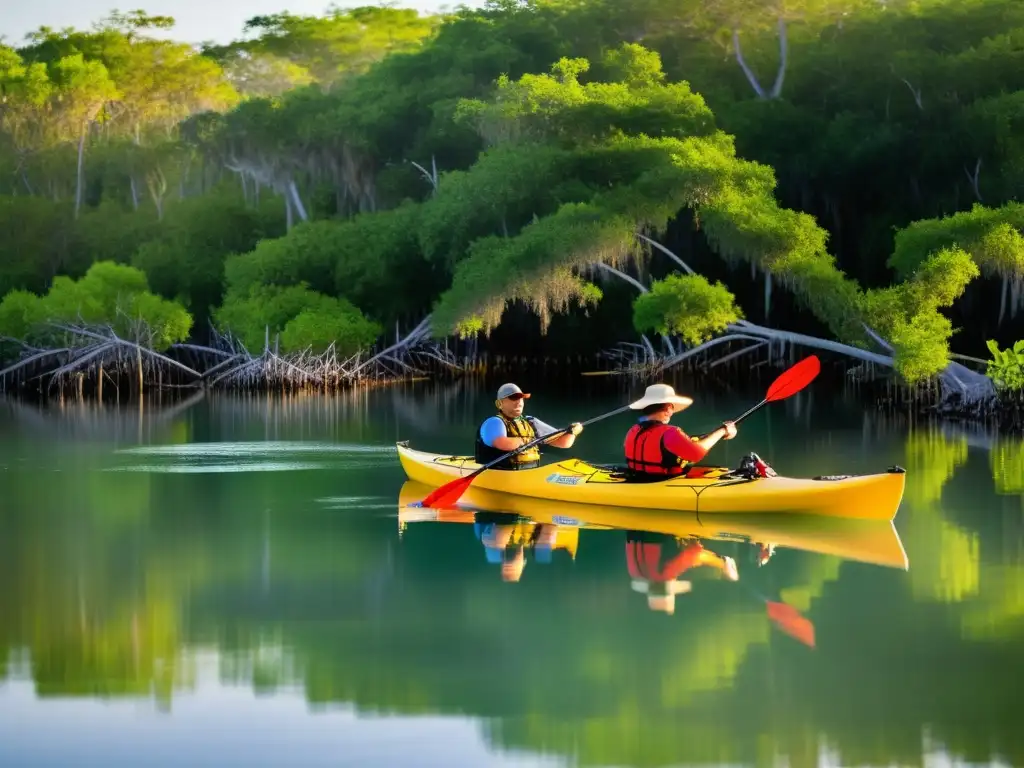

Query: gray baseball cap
[496,383,531,400]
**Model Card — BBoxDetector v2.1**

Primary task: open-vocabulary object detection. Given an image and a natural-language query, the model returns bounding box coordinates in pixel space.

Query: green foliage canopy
[2,0,1024,380]
[0,261,192,350]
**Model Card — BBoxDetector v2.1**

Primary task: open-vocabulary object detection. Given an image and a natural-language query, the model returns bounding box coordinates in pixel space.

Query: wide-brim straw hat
[630,579,692,596]
[628,383,694,413]
[632,579,692,614]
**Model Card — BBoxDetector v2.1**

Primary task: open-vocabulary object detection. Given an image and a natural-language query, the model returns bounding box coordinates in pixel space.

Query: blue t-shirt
[479,415,557,447]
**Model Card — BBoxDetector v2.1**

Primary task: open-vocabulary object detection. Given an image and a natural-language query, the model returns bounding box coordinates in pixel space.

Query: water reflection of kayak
[396,480,909,571]
[395,443,907,522]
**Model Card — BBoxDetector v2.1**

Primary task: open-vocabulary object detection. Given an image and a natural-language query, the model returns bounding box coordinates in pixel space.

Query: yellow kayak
[395,442,907,521]
[396,480,909,570]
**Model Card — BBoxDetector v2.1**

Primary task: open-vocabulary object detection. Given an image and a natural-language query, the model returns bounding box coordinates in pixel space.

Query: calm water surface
[1,381,1022,767]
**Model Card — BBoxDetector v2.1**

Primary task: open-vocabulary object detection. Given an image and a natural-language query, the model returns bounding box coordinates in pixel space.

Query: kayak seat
[589,463,725,483]
[683,466,715,478]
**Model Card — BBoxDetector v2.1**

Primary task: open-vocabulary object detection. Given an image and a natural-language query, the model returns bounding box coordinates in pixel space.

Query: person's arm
[530,417,582,449]
[664,421,737,461]
[693,421,737,454]
[662,427,711,463]
[481,417,524,452]
[661,541,739,581]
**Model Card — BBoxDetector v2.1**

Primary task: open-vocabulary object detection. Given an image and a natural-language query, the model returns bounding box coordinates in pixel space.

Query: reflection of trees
[789,563,1024,767]
[897,427,982,605]
[896,425,1024,641]
[903,429,968,506]
[991,438,1024,495]
[3,412,1024,767]
[0,436,385,710]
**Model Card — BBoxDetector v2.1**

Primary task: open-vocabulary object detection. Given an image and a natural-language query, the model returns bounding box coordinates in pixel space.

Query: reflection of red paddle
[765,600,817,648]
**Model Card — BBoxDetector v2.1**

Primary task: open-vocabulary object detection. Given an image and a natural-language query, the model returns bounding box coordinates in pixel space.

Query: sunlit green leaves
[0,261,192,349]
[456,46,717,148]
[212,283,381,355]
[890,203,1024,282]
[433,201,621,335]
[862,247,980,382]
[633,274,743,346]
[210,7,439,86]
[985,339,1024,391]
[433,49,868,354]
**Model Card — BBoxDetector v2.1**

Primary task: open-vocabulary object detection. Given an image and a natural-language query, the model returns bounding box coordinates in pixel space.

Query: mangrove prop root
[0,317,463,395]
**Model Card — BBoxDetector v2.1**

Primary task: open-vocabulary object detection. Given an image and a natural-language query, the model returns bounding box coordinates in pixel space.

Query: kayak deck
[396,442,906,521]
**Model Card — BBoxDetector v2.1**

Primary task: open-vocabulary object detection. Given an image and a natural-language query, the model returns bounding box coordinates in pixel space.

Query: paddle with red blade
[732,354,821,426]
[415,404,635,509]
[691,354,820,441]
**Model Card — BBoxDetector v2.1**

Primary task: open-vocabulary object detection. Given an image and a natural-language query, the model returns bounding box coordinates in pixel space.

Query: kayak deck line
[395,442,907,522]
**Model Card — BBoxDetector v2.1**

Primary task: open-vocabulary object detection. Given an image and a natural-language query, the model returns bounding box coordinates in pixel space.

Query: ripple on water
[116,441,398,456]
[106,441,399,473]
[102,461,331,473]
[316,495,395,510]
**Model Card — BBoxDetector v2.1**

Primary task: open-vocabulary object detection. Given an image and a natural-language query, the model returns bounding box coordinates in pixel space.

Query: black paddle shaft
[733,398,769,426]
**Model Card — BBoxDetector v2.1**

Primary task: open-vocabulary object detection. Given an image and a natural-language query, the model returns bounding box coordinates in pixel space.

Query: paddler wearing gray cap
[474,383,583,470]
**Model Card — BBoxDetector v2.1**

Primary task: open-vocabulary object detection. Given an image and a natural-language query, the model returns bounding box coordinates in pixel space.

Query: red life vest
[626,536,706,580]
[624,421,686,477]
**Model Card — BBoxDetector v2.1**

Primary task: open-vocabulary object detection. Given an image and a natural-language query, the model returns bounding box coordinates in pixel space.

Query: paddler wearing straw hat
[623,383,737,480]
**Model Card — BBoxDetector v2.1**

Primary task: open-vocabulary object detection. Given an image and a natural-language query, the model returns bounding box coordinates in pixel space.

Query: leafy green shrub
[862,247,980,383]
[213,283,381,355]
[985,339,1024,391]
[0,261,192,350]
[280,307,381,355]
[0,290,47,340]
[632,274,742,347]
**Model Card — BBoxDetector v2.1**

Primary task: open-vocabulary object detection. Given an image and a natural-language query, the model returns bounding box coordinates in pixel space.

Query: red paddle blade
[766,601,816,648]
[766,355,820,403]
[419,474,475,509]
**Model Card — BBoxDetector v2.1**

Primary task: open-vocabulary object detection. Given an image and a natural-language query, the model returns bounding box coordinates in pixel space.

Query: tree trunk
[733,17,789,100]
[146,168,167,221]
[19,166,34,195]
[768,17,788,99]
[74,130,87,219]
[136,346,144,396]
[288,179,309,222]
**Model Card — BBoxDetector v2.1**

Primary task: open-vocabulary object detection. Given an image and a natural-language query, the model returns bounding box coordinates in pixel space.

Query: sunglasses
[505,393,526,401]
